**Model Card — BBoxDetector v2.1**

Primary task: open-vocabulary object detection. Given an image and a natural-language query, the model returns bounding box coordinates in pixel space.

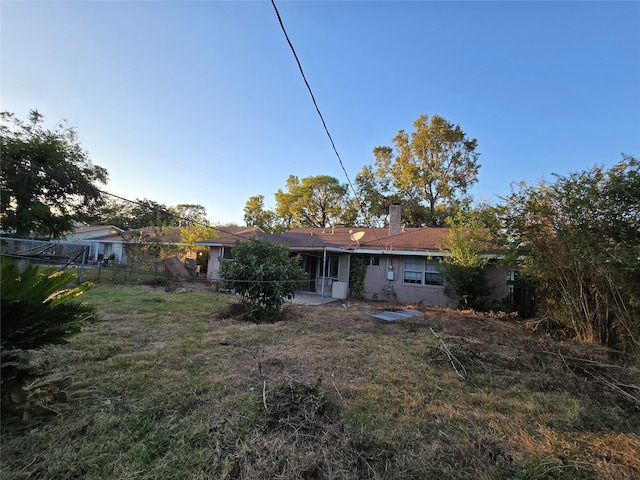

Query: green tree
[359,114,480,227]
[437,212,492,309]
[170,204,209,227]
[0,110,108,238]
[129,198,175,227]
[179,223,217,272]
[93,199,206,230]
[275,175,350,228]
[499,155,640,351]
[244,195,283,233]
[352,164,397,227]
[219,236,305,322]
[89,197,135,229]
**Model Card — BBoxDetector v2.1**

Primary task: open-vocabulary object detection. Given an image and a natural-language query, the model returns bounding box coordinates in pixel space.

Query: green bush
[438,212,491,310]
[219,236,305,322]
[438,263,488,310]
[499,155,640,350]
[1,260,97,350]
[1,258,98,415]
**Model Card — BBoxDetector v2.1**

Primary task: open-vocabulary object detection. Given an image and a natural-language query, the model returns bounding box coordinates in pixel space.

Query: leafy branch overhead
[0,110,108,238]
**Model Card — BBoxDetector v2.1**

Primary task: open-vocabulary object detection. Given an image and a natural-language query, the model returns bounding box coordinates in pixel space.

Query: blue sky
[2,1,639,226]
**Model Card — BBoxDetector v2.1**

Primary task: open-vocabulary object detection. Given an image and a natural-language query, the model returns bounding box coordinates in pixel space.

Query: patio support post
[321,248,327,304]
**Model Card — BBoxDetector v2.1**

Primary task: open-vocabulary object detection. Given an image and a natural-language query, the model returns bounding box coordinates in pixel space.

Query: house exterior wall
[337,253,350,283]
[359,255,509,309]
[203,243,509,308]
[64,227,126,263]
[362,254,456,307]
[483,263,510,309]
[64,227,119,242]
[206,246,223,282]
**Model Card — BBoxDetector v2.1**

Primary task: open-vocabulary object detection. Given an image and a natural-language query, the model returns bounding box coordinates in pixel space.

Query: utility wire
[96,188,256,242]
[270,1,384,232]
[270,0,359,204]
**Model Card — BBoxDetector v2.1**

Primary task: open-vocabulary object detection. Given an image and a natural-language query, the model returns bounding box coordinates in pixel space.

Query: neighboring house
[63,225,125,263]
[197,206,510,308]
[64,226,193,266]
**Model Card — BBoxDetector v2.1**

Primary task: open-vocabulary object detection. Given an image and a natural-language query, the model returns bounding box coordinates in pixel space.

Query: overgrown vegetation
[500,155,640,351]
[1,284,638,479]
[219,236,306,321]
[438,212,491,310]
[349,255,368,299]
[0,258,98,419]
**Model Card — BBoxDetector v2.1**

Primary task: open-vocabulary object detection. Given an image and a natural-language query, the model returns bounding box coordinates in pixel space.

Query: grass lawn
[1,284,639,479]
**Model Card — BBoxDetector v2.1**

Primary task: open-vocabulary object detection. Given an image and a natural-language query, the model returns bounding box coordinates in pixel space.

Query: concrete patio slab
[371,310,423,321]
[287,292,340,306]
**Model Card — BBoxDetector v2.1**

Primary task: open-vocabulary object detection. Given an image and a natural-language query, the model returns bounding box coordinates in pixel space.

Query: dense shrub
[438,212,491,310]
[219,236,305,322]
[1,258,98,414]
[500,155,640,351]
[1,260,96,350]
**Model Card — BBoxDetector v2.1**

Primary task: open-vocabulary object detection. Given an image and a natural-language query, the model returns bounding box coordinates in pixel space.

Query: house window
[424,259,442,285]
[370,255,380,266]
[403,258,424,284]
[327,255,339,278]
[403,258,443,286]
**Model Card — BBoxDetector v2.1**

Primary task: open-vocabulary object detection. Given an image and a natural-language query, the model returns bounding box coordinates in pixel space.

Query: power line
[270,0,360,204]
[96,189,255,242]
[270,0,389,233]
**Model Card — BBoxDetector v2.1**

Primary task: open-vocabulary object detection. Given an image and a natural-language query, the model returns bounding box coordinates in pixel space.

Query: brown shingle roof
[197,225,494,254]
[282,227,453,252]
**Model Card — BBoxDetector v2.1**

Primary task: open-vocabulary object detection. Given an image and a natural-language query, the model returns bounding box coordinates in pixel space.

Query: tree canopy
[170,204,209,227]
[93,198,210,230]
[357,114,480,227]
[274,175,350,228]
[244,195,281,233]
[0,110,108,238]
[499,155,640,351]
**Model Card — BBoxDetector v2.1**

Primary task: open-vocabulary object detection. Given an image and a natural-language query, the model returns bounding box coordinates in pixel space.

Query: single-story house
[62,225,125,264]
[197,206,510,308]
[64,226,195,267]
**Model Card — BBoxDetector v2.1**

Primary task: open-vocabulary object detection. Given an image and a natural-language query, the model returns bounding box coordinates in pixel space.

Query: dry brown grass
[1,285,638,479]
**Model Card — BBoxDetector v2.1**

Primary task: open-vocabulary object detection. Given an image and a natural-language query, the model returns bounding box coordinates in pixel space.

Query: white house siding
[64,226,124,263]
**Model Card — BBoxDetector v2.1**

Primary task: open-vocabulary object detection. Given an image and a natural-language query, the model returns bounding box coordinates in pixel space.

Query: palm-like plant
[1,258,98,417]
[1,260,97,350]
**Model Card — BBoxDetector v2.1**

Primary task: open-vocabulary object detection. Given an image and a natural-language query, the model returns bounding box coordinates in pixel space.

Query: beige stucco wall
[361,255,508,309]
[361,255,455,307]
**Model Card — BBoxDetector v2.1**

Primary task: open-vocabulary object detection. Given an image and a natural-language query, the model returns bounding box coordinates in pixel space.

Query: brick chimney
[389,204,402,236]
